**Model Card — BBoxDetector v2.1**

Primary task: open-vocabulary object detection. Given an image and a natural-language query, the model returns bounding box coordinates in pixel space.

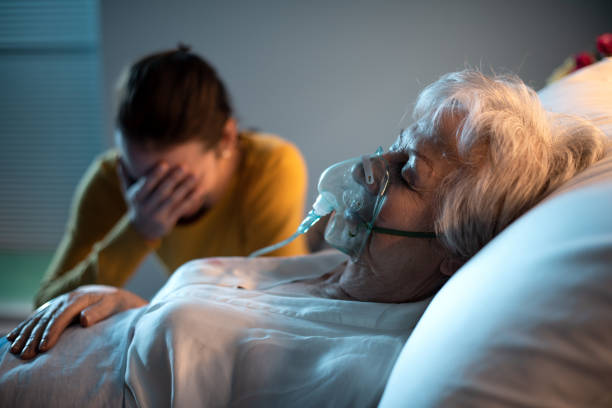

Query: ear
[215,117,238,157]
[440,256,464,277]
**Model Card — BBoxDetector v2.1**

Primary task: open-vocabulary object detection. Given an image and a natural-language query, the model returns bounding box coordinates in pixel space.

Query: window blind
[0,0,103,251]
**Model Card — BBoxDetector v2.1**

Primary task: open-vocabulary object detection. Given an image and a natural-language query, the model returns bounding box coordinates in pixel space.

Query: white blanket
[1,251,429,407]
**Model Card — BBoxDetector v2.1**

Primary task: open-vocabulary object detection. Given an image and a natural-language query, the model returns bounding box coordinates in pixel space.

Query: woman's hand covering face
[6,285,147,360]
[118,160,205,240]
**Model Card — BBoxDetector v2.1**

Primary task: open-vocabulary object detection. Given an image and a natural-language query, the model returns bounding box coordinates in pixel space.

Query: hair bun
[177,43,191,53]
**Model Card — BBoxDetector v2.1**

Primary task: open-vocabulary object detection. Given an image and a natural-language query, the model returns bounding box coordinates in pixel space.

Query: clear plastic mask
[315,147,389,259]
[248,147,436,259]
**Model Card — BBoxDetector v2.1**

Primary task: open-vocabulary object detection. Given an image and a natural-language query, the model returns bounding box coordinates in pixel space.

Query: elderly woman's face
[340,127,457,303]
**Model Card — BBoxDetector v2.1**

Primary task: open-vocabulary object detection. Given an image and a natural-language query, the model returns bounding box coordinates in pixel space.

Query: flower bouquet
[547,33,612,84]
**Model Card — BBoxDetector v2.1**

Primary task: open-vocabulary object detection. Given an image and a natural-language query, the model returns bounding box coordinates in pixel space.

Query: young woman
[34,46,310,307]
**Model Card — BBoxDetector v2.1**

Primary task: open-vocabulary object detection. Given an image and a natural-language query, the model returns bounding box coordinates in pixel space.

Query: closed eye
[387,153,417,192]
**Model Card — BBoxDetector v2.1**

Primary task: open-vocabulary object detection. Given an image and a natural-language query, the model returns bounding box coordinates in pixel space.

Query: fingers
[9,314,42,355]
[169,174,198,206]
[6,286,132,360]
[37,295,92,353]
[123,163,201,239]
[6,319,28,341]
[79,295,114,327]
[140,169,198,218]
[132,163,169,203]
[143,166,190,211]
[167,183,202,223]
[129,165,195,216]
[19,305,60,359]
[155,174,199,218]
[80,288,147,327]
[7,299,55,343]
[9,301,66,359]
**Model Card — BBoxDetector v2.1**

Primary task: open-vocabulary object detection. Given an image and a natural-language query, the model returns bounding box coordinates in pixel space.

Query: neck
[336,260,446,303]
[321,266,357,300]
[337,261,393,302]
[209,144,243,205]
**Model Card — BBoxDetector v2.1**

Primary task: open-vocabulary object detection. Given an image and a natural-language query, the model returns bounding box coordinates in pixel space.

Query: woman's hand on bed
[6,285,148,360]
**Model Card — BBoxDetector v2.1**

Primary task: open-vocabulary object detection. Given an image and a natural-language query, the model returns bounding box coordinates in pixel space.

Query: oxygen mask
[249,147,436,259]
[314,147,389,259]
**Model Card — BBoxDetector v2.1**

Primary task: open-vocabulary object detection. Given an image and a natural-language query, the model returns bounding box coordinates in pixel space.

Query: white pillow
[539,57,612,137]
[379,59,612,408]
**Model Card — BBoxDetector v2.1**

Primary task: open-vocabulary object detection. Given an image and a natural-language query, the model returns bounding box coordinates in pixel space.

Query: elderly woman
[1,70,607,407]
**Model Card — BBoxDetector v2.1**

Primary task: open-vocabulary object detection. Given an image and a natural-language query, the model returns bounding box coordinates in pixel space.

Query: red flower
[574,52,595,70]
[597,33,612,56]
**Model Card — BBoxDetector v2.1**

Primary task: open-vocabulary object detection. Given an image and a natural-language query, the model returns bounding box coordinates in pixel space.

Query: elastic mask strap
[368,223,437,238]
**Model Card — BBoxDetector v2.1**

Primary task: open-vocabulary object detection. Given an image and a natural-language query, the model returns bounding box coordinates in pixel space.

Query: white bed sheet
[0,307,143,407]
[1,251,430,407]
[126,251,430,407]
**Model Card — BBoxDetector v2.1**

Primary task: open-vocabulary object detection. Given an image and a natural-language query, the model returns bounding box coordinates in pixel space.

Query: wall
[101,0,611,202]
[0,1,103,325]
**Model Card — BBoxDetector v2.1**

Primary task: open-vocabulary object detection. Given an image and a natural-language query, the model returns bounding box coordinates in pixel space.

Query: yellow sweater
[35,132,309,306]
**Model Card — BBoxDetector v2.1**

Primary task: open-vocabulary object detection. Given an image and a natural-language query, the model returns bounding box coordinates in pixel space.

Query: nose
[350,156,386,196]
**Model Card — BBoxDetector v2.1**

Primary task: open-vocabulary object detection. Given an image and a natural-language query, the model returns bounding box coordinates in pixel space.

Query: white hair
[413,70,609,260]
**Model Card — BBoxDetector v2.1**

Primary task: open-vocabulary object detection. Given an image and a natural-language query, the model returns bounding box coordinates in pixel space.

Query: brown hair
[116,45,233,150]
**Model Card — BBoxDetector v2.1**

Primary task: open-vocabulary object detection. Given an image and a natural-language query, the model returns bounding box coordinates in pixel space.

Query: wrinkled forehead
[393,119,458,159]
[392,125,420,151]
[391,125,437,154]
